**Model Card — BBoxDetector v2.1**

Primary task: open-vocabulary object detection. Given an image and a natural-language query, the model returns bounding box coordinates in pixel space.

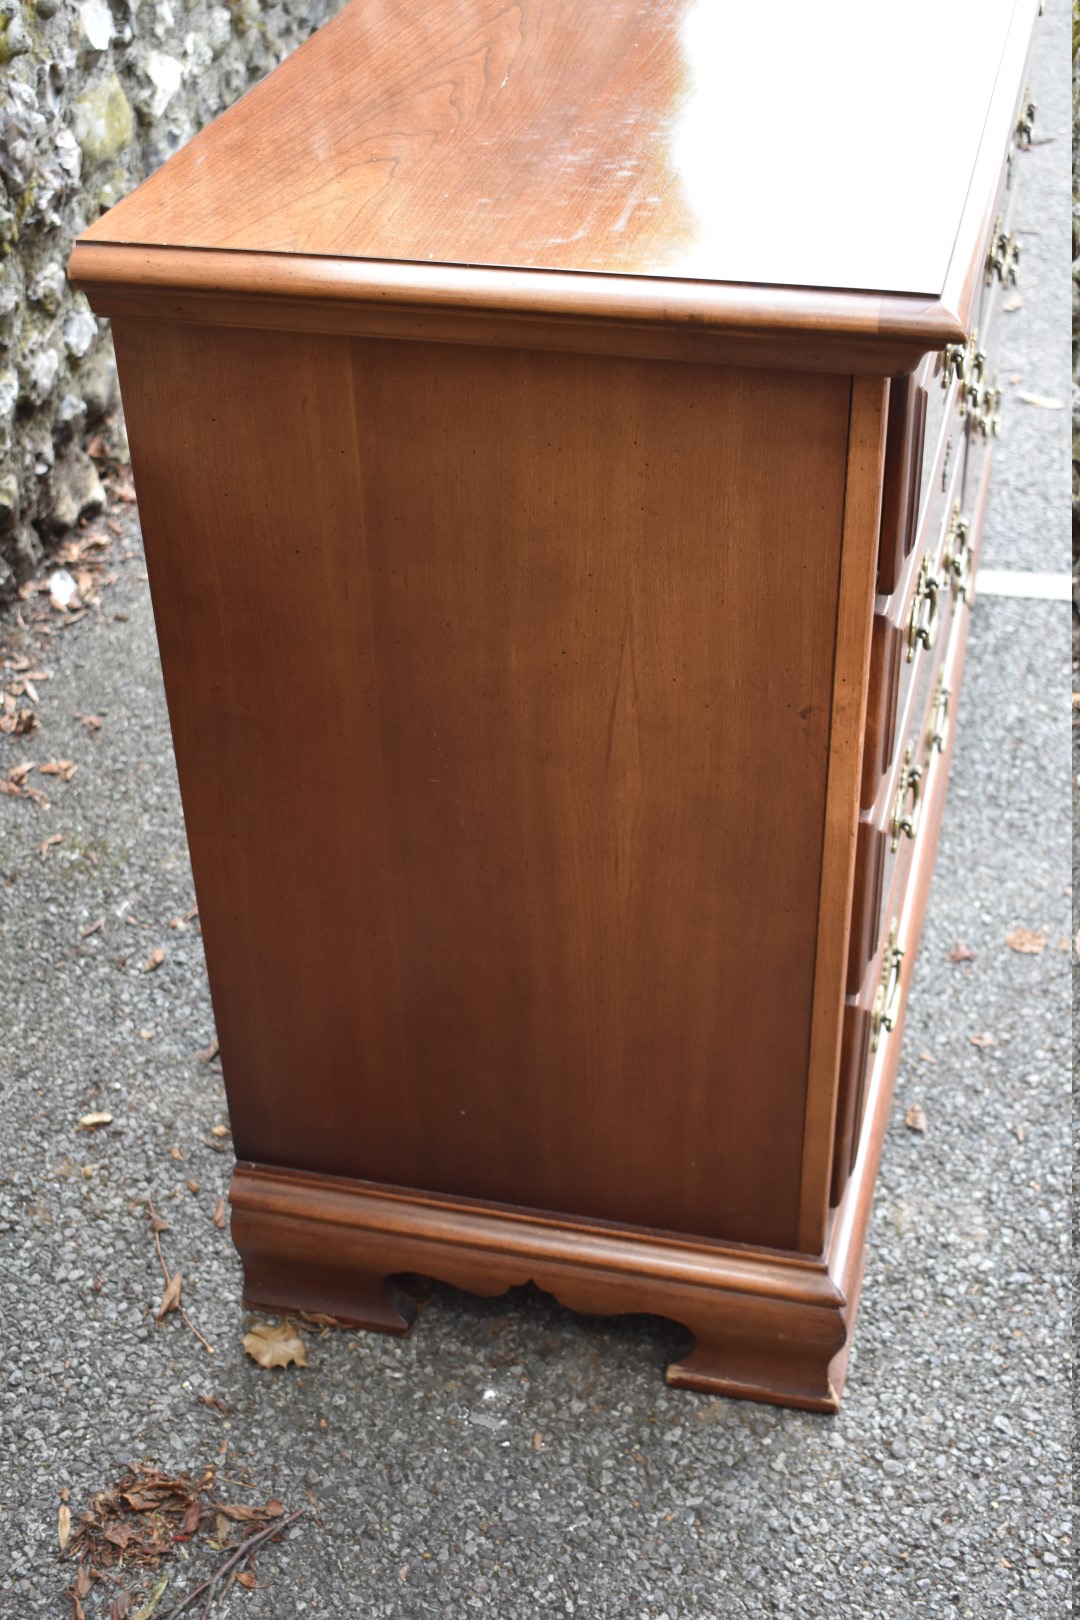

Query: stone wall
[0,0,348,600]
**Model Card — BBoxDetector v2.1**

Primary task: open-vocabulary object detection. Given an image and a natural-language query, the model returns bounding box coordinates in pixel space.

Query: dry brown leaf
[157,1272,182,1321]
[905,1103,927,1134]
[1005,927,1047,955]
[7,762,34,786]
[182,1499,202,1535]
[111,1594,133,1620]
[75,713,103,733]
[38,833,62,859]
[1015,391,1064,409]
[78,1111,113,1129]
[217,1503,278,1522]
[81,917,105,938]
[235,1570,257,1589]
[141,947,166,973]
[532,1432,542,1451]
[39,758,76,780]
[945,942,977,963]
[58,1502,72,1551]
[213,1197,227,1230]
[970,1033,996,1049]
[76,1563,91,1598]
[242,1320,308,1370]
[186,1180,200,1194]
[169,1146,183,1161]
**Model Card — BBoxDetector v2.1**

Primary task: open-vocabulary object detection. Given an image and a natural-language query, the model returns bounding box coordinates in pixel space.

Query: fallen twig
[162,1509,304,1619]
[146,1200,214,1356]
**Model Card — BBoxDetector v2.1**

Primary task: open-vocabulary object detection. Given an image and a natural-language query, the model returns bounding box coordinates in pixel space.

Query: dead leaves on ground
[242,1319,308,1370]
[945,942,977,964]
[0,761,50,808]
[146,1201,214,1357]
[1015,391,1064,410]
[904,1103,927,1134]
[64,1462,296,1617]
[157,1270,183,1323]
[140,947,166,974]
[1005,926,1047,955]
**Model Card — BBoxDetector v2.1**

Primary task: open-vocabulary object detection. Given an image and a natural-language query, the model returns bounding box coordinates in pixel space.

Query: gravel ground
[0,5,1072,1617]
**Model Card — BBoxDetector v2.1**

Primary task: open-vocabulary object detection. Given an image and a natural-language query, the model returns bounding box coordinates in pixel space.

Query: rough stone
[27,262,66,314]
[73,341,118,421]
[41,442,104,532]
[0,468,17,529]
[19,346,60,409]
[61,306,96,359]
[72,75,134,167]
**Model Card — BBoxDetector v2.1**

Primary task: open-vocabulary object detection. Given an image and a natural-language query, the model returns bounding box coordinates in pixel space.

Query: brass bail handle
[928,674,951,754]
[1017,88,1036,147]
[907,555,941,661]
[890,743,924,851]
[944,500,974,599]
[871,926,905,1053]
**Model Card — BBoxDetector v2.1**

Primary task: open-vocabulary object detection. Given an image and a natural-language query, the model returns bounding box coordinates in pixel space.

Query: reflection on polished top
[83,0,1023,295]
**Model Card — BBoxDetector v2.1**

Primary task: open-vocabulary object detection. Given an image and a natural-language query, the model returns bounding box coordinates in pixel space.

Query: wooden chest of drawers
[69,0,1041,1409]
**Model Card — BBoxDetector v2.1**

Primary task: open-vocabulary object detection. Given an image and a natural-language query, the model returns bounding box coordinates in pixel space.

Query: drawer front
[916,350,965,546]
[849,645,953,996]
[877,374,929,596]
[975,96,1025,338]
[860,427,964,809]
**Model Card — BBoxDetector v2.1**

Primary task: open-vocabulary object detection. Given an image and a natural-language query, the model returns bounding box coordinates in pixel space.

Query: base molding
[229,1165,870,1412]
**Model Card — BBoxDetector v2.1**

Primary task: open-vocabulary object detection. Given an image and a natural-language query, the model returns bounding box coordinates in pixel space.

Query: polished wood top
[82,0,1033,298]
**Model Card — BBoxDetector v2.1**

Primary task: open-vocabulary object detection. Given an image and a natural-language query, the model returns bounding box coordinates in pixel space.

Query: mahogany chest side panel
[111,318,852,1252]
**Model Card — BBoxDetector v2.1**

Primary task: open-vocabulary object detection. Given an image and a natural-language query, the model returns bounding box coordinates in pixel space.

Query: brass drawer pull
[943,328,984,394]
[943,500,974,600]
[890,742,923,851]
[907,553,941,661]
[928,672,951,754]
[986,217,1020,286]
[871,924,905,1053]
[1016,89,1036,147]
[971,379,1002,441]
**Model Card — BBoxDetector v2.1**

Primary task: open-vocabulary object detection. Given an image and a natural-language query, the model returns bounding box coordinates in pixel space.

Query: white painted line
[975,570,1072,602]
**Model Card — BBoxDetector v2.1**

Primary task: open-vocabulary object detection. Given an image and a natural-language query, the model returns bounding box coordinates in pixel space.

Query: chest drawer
[861,417,964,809]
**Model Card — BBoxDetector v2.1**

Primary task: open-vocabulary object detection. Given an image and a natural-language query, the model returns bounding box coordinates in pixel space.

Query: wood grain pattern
[113,316,851,1252]
[80,0,1022,299]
